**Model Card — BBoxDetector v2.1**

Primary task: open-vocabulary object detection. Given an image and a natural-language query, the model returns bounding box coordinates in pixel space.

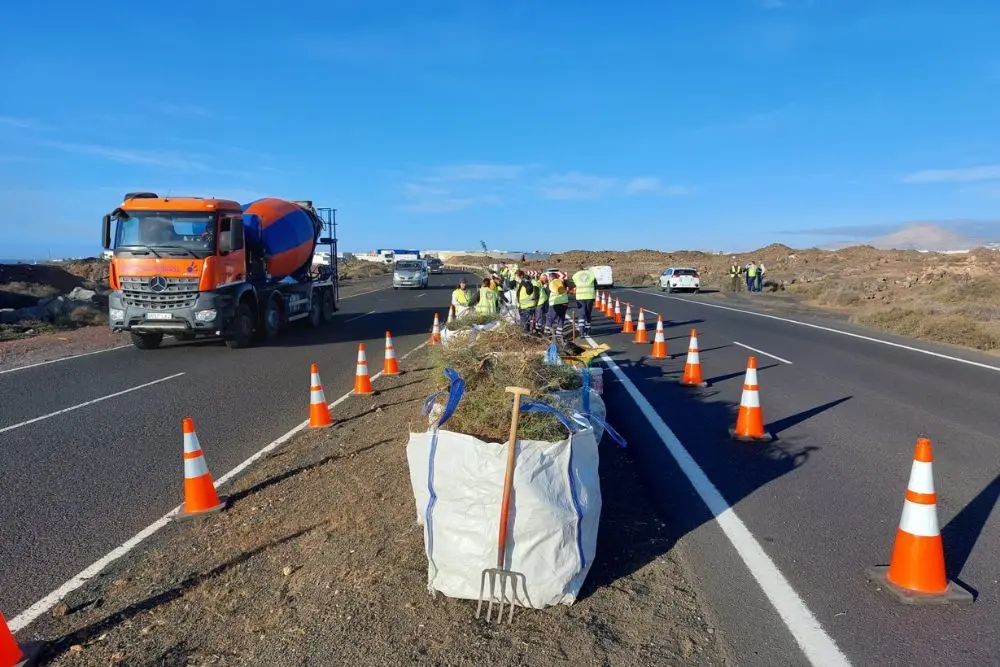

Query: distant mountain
[868,223,978,252]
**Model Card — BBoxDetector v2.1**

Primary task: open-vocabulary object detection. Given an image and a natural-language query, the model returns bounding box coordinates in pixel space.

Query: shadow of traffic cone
[680,329,709,388]
[1,612,43,667]
[621,303,634,333]
[729,356,773,442]
[353,343,374,395]
[179,418,226,518]
[866,438,974,605]
[447,305,456,325]
[613,298,622,323]
[634,309,649,344]
[430,313,441,345]
[308,363,334,428]
[650,315,667,357]
[383,331,400,375]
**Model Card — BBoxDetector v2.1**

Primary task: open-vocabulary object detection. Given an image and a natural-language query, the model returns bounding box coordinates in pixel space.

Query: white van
[589,265,613,288]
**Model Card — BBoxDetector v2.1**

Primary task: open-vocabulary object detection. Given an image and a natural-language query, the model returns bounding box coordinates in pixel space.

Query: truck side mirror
[219,217,245,254]
[102,214,112,249]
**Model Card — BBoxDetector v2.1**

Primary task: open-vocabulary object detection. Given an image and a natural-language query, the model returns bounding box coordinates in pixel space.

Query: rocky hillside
[0,260,110,340]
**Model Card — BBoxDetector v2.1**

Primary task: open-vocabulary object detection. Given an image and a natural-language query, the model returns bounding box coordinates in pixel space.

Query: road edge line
[626,289,1000,373]
[0,345,132,376]
[8,340,429,633]
[585,335,851,667]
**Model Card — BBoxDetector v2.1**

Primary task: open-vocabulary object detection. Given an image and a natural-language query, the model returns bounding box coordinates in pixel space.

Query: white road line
[733,341,793,365]
[340,286,389,300]
[628,289,1000,374]
[0,373,186,435]
[416,292,426,298]
[0,345,131,376]
[586,336,850,667]
[8,341,429,634]
[344,310,376,323]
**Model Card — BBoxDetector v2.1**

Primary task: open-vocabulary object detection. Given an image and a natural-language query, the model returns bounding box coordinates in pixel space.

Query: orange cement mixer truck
[101,193,338,350]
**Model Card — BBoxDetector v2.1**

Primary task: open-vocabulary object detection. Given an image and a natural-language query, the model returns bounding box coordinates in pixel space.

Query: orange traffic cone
[430,313,441,345]
[621,303,634,333]
[383,331,400,375]
[650,315,667,357]
[679,329,709,387]
[729,356,773,442]
[308,363,334,428]
[866,438,973,605]
[447,305,456,325]
[634,308,648,344]
[180,417,226,517]
[0,612,22,667]
[613,298,622,323]
[602,293,610,315]
[353,343,374,395]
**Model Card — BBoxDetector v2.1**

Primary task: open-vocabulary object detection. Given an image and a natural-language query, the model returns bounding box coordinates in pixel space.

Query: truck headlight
[195,309,217,322]
[109,308,124,321]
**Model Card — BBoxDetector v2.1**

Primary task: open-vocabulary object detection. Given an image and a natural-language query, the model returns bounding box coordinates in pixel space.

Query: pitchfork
[476,386,531,624]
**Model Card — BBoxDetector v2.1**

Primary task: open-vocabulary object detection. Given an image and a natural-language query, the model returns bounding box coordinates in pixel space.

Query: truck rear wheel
[309,292,322,327]
[261,297,281,342]
[320,289,334,323]
[130,332,163,350]
[226,303,255,349]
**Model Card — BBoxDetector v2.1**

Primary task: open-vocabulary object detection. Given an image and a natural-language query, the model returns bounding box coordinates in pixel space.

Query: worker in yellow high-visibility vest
[513,270,536,333]
[475,277,499,315]
[545,273,570,342]
[571,264,597,335]
[451,278,473,318]
[533,273,549,333]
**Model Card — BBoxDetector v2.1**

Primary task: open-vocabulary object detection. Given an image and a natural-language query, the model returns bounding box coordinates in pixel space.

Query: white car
[393,259,429,289]
[659,267,700,293]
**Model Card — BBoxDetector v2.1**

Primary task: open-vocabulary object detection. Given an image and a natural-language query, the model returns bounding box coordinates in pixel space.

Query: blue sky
[2,0,999,259]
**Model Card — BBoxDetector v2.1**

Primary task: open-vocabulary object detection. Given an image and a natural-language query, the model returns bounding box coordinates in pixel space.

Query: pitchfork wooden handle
[497,387,531,568]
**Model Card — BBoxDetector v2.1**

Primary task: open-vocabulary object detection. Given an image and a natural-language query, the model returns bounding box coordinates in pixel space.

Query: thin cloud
[537,172,619,200]
[401,194,501,213]
[625,177,691,196]
[901,165,1000,184]
[40,141,212,171]
[426,163,531,181]
[0,116,44,130]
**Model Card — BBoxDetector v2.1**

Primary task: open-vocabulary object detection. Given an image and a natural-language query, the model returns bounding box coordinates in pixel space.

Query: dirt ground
[21,348,730,666]
[449,245,1000,353]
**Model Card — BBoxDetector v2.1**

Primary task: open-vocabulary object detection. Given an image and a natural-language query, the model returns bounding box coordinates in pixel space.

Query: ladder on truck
[315,206,339,309]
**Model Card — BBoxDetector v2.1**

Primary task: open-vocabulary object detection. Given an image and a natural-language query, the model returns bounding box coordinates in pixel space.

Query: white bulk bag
[406,371,624,608]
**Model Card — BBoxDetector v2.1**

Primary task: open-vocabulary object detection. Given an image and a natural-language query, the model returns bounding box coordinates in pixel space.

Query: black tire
[693,288,700,294]
[130,332,163,350]
[261,297,281,342]
[321,289,335,323]
[226,302,255,349]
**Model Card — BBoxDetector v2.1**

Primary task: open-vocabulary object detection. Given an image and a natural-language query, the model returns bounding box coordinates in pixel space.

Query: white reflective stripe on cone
[185,455,209,479]
[742,390,761,408]
[311,388,326,403]
[907,461,935,495]
[183,432,200,454]
[688,352,701,363]
[746,368,758,385]
[310,372,321,385]
[899,499,940,537]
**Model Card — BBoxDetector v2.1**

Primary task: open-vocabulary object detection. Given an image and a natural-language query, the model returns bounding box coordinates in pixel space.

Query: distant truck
[101,193,339,350]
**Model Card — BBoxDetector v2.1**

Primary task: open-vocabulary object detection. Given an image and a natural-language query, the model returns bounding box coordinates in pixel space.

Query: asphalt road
[589,287,1000,667]
[0,272,467,619]
[4,275,999,666]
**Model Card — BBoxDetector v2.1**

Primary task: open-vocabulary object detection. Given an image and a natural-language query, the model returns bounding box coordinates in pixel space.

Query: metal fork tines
[476,568,526,624]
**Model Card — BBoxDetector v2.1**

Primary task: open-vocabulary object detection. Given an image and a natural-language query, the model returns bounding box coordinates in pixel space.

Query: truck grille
[120,276,200,310]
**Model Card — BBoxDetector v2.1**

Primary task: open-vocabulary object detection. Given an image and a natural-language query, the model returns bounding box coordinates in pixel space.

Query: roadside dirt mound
[24,351,729,666]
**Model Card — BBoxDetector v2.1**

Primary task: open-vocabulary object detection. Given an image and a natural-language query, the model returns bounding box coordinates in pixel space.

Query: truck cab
[102,193,338,350]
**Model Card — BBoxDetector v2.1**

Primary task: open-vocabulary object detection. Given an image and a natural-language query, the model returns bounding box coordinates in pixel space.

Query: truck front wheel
[226,303,255,349]
[320,289,334,323]
[261,297,281,342]
[130,332,163,350]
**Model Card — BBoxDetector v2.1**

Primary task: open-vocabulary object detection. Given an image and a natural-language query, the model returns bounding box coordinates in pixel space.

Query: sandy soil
[21,349,730,666]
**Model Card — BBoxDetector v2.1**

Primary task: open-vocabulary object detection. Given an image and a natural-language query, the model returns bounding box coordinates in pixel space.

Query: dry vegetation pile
[339,258,391,281]
[426,325,583,442]
[450,246,1000,352]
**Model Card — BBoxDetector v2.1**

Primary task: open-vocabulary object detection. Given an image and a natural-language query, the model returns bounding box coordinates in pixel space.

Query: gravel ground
[20,348,731,666]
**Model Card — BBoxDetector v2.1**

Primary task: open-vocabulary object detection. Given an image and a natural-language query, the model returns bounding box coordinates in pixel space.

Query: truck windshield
[114,211,217,253]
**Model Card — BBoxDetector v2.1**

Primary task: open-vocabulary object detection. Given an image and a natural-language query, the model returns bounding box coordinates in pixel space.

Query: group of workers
[728,259,767,293]
[450,261,599,345]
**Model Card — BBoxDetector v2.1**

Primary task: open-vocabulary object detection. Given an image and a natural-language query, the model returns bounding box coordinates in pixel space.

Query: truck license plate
[145,312,173,320]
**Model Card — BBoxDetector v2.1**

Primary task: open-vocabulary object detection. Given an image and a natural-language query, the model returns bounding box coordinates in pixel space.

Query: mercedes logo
[148,275,168,292]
